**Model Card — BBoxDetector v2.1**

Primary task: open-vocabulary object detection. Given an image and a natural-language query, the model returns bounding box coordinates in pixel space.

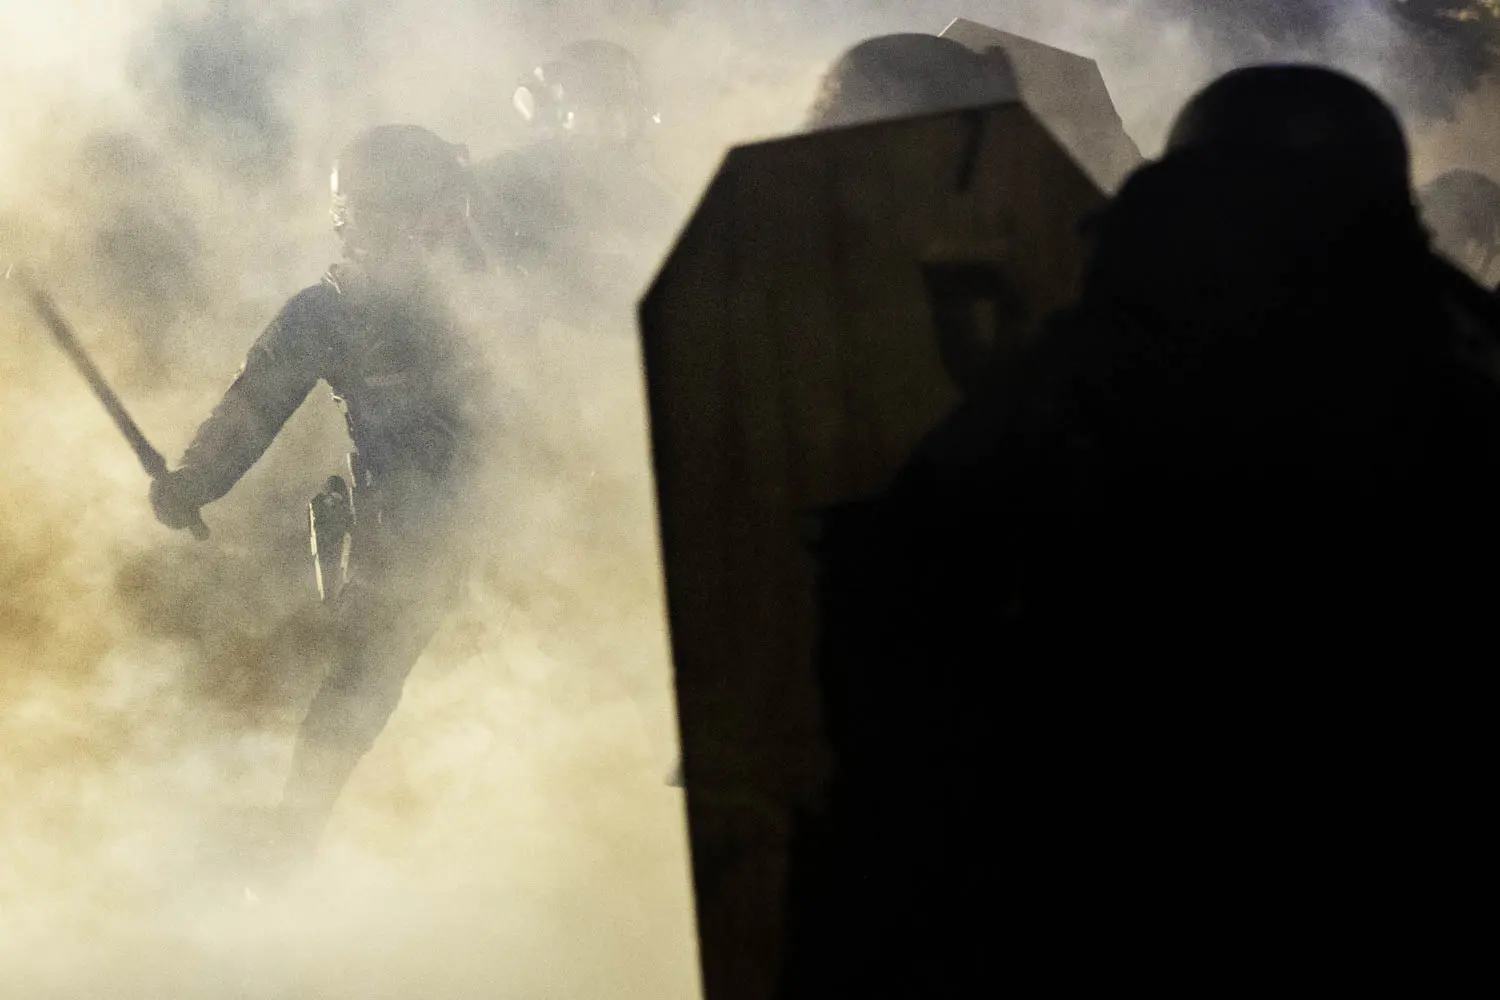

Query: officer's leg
[274,582,451,856]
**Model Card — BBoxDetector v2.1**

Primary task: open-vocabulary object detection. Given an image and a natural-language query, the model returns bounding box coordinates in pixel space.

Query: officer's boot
[266,735,368,872]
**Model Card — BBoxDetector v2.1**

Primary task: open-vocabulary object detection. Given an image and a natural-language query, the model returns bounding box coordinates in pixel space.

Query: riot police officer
[803,33,1019,130]
[472,39,681,322]
[150,124,496,869]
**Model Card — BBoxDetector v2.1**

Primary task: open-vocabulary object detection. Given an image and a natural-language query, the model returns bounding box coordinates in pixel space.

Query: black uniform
[170,260,488,745]
[785,67,1500,993]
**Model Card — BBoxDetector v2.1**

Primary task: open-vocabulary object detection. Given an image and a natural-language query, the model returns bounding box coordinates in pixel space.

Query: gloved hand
[149,471,203,531]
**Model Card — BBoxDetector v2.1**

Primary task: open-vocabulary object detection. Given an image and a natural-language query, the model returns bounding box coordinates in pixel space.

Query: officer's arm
[170,287,332,507]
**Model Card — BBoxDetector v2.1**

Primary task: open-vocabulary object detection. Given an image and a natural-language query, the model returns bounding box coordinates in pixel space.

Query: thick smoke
[2,3,694,998]
[1,2,1497,998]
[1148,0,1500,120]
[134,0,301,182]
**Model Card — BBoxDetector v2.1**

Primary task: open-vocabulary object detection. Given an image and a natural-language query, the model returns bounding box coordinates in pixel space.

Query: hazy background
[1,2,1496,998]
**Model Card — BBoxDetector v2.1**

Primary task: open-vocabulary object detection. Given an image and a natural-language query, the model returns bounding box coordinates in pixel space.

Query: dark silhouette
[784,65,1500,994]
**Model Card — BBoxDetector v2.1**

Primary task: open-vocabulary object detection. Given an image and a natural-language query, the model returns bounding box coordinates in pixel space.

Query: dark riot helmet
[511,40,661,145]
[1418,169,1500,277]
[330,124,474,259]
[1165,65,1411,199]
[804,34,1020,131]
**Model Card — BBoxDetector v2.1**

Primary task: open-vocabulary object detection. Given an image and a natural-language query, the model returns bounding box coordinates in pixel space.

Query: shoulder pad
[270,279,343,336]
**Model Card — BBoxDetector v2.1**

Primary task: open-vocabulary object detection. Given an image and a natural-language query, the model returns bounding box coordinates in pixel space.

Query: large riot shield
[941,16,1143,191]
[640,103,1105,1000]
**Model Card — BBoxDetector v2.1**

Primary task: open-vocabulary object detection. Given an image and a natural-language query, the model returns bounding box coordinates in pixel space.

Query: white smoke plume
[1,2,1496,998]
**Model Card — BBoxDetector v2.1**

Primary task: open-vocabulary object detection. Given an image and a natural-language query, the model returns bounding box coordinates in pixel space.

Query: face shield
[511,56,660,147]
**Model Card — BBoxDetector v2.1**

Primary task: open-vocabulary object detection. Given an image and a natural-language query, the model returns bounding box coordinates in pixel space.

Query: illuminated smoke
[0,2,1496,998]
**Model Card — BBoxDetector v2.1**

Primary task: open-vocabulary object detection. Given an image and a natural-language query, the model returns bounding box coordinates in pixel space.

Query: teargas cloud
[0,2,1496,999]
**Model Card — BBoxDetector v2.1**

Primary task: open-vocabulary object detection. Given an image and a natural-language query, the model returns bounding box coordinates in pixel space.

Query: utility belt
[309,452,459,603]
[308,452,378,603]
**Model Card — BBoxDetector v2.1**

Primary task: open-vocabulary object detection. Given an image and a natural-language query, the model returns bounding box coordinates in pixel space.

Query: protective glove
[149,471,203,531]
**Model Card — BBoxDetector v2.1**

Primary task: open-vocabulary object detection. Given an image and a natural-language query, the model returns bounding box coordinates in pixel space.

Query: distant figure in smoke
[1418,168,1500,283]
[475,39,687,788]
[473,39,681,322]
[149,124,495,870]
[790,65,1500,992]
[803,33,1019,130]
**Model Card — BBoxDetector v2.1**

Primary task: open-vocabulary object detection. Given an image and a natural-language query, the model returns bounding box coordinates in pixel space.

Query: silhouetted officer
[790,65,1500,994]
